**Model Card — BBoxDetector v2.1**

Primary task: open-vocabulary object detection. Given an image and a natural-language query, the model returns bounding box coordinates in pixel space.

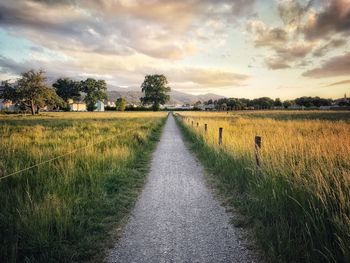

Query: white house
[69,102,87,111]
[95,101,104,112]
[68,100,104,112]
[106,101,116,107]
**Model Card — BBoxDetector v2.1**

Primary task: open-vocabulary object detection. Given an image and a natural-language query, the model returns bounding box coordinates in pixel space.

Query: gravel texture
[106,114,256,263]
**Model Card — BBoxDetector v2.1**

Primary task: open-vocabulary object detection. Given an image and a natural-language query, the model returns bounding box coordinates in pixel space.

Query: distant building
[69,101,87,111]
[68,100,104,112]
[0,100,16,111]
[95,101,104,112]
[106,101,116,107]
[127,103,140,108]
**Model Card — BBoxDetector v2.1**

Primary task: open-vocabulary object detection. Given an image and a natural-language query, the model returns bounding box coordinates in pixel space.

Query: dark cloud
[265,56,291,70]
[232,0,256,16]
[247,18,314,69]
[247,0,349,71]
[275,44,313,59]
[0,56,31,75]
[30,46,45,52]
[247,21,288,47]
[256,27,288,47]
[278,0,314,27]
[167,68,249,87]
[0,0,256,60]
[313,38,347,57]
[297,60,312,67]
[326,79,350,87]
[32,0,76,5]
[303,0,350,40]
[0,54,250,89]
[263,44,314,70]
[277,0,350,40]
[0,55,82,81]
[303,52,350,77]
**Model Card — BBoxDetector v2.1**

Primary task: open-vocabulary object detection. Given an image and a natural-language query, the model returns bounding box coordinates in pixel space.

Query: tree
[193,100,202,110]
[53,78,81,108]
[227,98,243,110]
[80,78,107,111]
[0,70,63,115]
[294,96,332,108]
[115,98,126,111]
[295,97,313,107]
[140,74,171,111]
[194,100,202,107]
[283,100,293,108]
[251,97,274,109]
[206,99,213,105]
[274,98,283,107]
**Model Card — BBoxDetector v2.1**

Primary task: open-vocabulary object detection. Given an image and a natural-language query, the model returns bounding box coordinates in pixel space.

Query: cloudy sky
[0,0,349,99]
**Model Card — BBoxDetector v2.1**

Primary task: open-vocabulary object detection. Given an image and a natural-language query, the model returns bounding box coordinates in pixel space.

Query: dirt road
[106,114,256,263]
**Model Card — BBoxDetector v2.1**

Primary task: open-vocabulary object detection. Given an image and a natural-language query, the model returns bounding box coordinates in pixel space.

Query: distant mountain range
[107,86,225,105]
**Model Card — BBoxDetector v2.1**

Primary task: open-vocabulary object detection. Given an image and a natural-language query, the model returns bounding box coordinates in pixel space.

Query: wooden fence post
[255,136,262,167]
[204,124,207,133]
[219,127,223,145]
[192,121,193,126]
[197,122,199,127]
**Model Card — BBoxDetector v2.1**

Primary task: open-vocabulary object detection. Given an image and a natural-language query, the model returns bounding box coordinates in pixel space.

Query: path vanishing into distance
[106,114,257,263]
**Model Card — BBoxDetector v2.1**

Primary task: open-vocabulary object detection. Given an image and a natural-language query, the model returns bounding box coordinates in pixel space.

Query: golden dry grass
[0,112,167,262]
[176,111,350,262]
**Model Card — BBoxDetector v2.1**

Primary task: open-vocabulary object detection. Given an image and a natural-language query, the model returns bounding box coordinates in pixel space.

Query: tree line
[0,70,107,115]
[0,70,172,114]
[200,96,347,110]
[5,70,342,114]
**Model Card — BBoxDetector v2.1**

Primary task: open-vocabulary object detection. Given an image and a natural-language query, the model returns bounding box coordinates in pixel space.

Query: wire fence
[175,113,263,168]
[0,127,140,181]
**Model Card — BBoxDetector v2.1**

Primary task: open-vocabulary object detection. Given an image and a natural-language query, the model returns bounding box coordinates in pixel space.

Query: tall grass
[0,112,166,262]
[176,111,350,263]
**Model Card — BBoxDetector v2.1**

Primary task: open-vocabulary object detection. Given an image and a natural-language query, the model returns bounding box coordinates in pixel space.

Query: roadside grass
[175,111,350,263]
[0,112,166,263]
[182,110,350,122]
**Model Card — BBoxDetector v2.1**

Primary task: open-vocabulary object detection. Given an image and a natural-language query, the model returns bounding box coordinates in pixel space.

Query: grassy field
[0,112,167,263]
[176,111,350,263]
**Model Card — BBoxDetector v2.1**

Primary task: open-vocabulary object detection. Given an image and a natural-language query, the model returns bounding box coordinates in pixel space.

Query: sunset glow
[0,0,349,99]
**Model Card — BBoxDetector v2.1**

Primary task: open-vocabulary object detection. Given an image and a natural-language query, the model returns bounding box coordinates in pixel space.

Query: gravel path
[106,114,256,263]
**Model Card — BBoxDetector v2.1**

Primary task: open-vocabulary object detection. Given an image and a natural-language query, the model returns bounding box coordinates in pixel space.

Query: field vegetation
[0,112,166,262]
[176,110,350,263]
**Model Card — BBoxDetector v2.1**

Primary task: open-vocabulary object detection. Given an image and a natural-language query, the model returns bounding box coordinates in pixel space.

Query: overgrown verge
[175,116,350,263]
[0,115,166,263]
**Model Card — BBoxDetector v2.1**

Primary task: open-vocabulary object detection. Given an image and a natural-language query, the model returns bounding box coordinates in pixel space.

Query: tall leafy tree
[274,98,283,107]
[80,78,107,111]
[53,77,81,104]
[115,98,126,111]
[140,74,171,111]
[0,70,63,115]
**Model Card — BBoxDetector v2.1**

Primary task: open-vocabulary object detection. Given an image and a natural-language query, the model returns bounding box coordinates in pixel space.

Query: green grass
[0,112,166,262]
[175,112,350,263]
